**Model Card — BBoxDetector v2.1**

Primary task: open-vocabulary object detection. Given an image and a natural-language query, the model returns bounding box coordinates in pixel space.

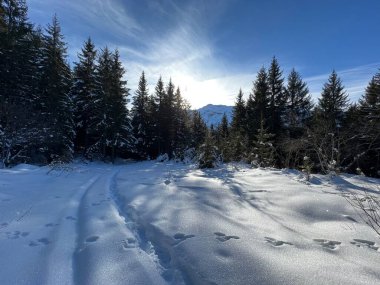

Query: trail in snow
[0,162,380,285]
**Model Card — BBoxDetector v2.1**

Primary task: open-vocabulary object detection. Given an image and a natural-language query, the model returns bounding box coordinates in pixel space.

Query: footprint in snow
[173,233,195,245]
[2,198,11,202]
[86,236,99,243]
[214,232,240,242]
[313,239,341,250]
[29,238,50,247]
[351,239,379,251]
[122,238,137,249]
[45,223,59,227]
[6,231,29,239]
[65,216,77,221]
[265,237,293,247]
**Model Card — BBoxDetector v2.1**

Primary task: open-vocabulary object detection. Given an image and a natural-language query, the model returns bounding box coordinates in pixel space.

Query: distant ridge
[198,104,233,127]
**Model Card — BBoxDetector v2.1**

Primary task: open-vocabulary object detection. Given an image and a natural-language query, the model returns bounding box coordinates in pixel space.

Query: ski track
[1,162,380,285]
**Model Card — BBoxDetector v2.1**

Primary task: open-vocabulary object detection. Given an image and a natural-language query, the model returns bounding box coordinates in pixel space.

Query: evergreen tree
[191,111,207,149]
[283,69,313,137]
[309,71,348,173]
[96,48,133,161]
[356,71,380,176]
[217,113,231,162]
[251,119,275,167]
[230,89,246,135]
[38,15,73,162]
[317,70,348,131]
[267,57,285,135]
[198,131,219,169]
[71,38,101,156]
[152,77,166,155]
[131,71,150,158]
[172,87,191,159]
[161,79,175,157]
[0,0,43,165]
[230,89,247,160]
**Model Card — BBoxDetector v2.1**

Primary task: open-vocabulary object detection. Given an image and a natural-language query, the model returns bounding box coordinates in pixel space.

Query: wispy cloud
[27,0,379,109]
[305,63,380,103]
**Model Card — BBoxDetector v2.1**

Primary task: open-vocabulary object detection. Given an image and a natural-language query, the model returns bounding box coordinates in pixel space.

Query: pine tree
[37,15,73,162]
[131,71,150,158]
[283,69,313,137]
[71,38,101,156]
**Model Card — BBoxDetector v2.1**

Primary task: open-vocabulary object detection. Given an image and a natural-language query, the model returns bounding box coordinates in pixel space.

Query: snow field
[0,162,379,285]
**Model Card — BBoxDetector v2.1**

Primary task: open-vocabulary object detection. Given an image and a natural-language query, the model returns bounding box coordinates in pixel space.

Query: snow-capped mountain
[198,104,233,127]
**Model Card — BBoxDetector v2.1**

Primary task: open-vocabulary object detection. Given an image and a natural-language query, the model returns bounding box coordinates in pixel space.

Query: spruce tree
[267,57,285,135]
[217,113,231,162]
[230,89,247,160]
[71,38,101,156]
[251,119,275,167]
[356,71,380,176]
[161,79,175,157]
[150,77,165,156]
[318,70,348,131]
[198,131,219,169]
[0,0,42,165]
[283,69,313,137]
[38,15,73,162]
[131,71,150,158]
[172,87,191,159]
[191,111,207,149]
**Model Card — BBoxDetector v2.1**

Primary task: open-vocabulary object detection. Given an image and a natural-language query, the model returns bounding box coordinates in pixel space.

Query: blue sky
[28,0,380,108]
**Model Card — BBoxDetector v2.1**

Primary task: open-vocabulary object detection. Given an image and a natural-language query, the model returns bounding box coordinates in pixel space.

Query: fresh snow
[0,161,379,285]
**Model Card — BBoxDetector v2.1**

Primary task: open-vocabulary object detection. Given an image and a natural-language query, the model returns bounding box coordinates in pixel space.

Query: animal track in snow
[214,232,240,242]
[173,233,195,245]
[65,216,77,221]
[45,223,59,227]
[122,238,137,249]
[351,239,379,251]
[6,231,29,239]
[313,239,341,250]
[86,236,99,243]
[265,237,293,247]
[2,198,11,202]
[29,238,50,247]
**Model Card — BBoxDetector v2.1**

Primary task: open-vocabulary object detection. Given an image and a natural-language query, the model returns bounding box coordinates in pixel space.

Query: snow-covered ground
[0,161,379,285]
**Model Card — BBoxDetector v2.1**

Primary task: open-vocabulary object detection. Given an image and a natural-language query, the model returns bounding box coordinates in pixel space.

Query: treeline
[0,1,207,166]
[209,58,380,177]
[1,1,379,177]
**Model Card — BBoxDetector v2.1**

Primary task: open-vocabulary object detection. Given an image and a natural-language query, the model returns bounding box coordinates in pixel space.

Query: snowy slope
[198,104,233,127]
[0,162,380,285]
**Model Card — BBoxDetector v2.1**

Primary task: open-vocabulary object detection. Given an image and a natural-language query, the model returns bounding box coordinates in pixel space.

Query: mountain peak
[197,104,233,127]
